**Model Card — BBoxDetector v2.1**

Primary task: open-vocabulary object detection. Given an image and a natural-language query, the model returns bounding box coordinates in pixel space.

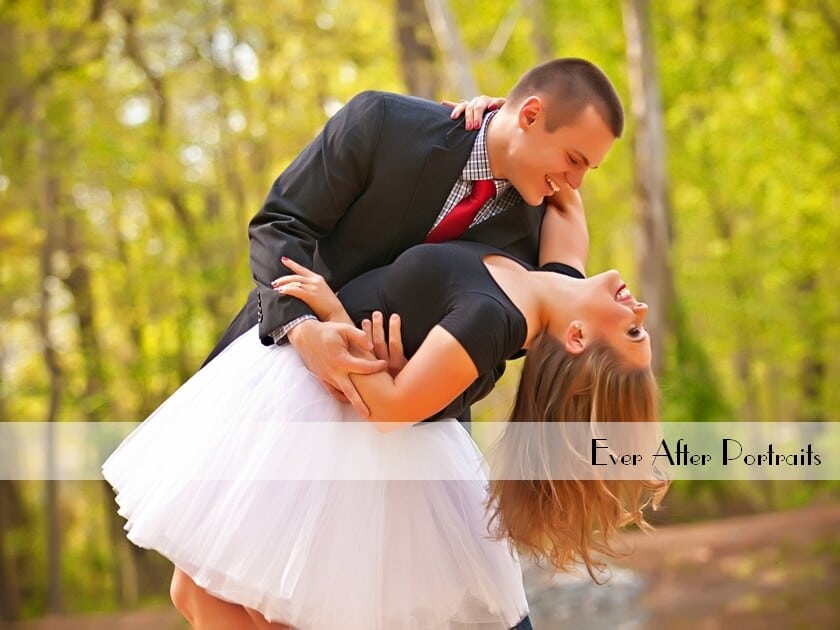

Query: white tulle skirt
[102,326,528,629]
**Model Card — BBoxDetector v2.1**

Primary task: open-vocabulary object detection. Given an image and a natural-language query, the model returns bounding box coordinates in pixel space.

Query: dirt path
[4,608,185,630]
[610,501,840,629]
[8,503,839,629]
[523,501,839,629]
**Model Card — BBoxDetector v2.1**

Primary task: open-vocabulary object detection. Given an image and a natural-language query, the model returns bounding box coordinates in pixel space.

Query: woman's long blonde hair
[487,333,669,582]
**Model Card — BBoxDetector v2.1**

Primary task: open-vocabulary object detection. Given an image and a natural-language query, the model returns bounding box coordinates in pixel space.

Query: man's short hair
[507,58,624,137]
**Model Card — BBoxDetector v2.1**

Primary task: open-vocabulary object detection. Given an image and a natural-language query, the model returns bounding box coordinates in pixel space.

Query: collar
[462,111,500,183]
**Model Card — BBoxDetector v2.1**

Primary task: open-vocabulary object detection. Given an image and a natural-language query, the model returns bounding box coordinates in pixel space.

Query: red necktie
[425,179,496,243]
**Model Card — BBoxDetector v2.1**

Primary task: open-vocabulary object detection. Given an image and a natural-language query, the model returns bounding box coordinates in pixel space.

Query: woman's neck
[533,273,578,345]
[482,255,576,349]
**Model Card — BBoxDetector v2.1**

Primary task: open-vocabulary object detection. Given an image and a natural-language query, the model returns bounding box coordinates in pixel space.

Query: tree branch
[0,3,107,131]
[119,6,168,130]
[816,0,840,48]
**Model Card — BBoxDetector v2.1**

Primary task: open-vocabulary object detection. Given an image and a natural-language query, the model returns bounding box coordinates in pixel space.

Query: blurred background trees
[0,0,837,620]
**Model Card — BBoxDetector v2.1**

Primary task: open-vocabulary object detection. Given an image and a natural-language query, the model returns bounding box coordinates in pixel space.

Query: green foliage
[1,0,838,620]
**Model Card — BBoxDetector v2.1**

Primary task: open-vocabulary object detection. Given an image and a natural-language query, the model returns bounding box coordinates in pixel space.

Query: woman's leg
[170,567,257,629]
[244,607,295,629]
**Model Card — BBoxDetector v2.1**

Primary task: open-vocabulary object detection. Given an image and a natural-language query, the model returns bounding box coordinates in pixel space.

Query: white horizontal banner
[0,420,836,481]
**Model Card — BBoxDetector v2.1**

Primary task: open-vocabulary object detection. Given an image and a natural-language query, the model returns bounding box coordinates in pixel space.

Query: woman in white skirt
[103,206,665,630]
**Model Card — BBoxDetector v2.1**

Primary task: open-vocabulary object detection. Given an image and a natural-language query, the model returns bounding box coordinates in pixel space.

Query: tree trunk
[395,0,440,98]
[524,0,553,62]
[796,273,826,421]
[61,200,143,605]
[0,340,23,621]
[424,0,478,97]
[63,215,106,416]
[0,481,24,621]
[37,136,65,615]
[621,0,675,374]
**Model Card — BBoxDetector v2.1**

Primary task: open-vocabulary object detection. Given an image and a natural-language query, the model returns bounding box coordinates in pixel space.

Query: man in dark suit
[203,58,624,424]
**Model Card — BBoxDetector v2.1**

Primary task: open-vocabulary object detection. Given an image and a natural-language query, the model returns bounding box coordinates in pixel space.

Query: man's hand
[441,95,506,131]
[362,311,407,378]
[287,319,386,417]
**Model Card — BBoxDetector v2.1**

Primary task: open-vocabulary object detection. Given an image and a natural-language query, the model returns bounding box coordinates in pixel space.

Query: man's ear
[564,321,586,355]
[518,96,543,130]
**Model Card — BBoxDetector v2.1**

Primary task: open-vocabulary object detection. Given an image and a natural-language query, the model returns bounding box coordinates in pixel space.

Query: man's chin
[525,193,548,206]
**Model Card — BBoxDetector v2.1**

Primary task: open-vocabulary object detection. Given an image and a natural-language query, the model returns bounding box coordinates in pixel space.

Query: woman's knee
[170,568,197,619]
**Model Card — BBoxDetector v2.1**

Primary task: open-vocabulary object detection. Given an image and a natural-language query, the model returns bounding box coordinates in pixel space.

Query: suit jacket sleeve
[248,91,387,344]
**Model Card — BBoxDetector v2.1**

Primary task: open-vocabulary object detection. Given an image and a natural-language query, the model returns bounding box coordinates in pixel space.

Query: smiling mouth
[615,283,633,302]
[546,175,561,193]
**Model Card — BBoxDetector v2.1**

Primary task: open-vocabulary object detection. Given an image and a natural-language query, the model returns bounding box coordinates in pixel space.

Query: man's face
[505,101,616,206]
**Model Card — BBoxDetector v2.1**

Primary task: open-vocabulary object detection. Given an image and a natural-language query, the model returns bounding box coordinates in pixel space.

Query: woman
[102,200,665,629]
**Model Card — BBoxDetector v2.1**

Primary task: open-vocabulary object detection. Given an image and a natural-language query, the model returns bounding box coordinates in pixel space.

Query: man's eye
[628,326,642,338]
[568,155,579,166]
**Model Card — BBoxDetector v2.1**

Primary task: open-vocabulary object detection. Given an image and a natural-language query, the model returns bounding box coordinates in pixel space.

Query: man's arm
[268,258,385,415]
[248,91,388,344]
[244,92,391,414]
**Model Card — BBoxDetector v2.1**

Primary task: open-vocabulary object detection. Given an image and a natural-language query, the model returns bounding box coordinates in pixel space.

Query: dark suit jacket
[205,91,544,416]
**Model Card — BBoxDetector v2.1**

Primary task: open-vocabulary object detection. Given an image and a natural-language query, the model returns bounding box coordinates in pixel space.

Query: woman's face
[569,270,651,368]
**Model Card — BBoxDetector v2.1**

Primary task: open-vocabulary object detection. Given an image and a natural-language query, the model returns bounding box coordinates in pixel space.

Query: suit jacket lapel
[391,125,476,256]
[462,201,544,263]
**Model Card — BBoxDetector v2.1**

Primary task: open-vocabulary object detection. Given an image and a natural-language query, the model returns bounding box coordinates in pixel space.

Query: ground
[7,502,839,630]
[524,501,840,629]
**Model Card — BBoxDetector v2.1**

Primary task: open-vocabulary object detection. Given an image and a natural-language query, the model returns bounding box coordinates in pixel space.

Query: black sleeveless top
[338,241,583,420]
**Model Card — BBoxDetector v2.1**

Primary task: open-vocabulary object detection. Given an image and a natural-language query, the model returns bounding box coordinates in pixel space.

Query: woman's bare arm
[274,260,479,429]
[347,325,478,429]
[540,184,589,274]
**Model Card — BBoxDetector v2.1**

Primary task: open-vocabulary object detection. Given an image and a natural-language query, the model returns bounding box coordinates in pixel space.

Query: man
[176,57,623,629]
[204,57,623,420]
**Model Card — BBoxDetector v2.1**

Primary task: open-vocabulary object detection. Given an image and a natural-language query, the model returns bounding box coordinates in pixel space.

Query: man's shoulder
[346,91,450,124]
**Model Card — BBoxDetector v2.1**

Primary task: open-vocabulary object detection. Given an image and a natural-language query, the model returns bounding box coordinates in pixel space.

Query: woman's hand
[441,95,506,131]
[547,180,584,215]
[362,311,407,378]
[271,257,346,323]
